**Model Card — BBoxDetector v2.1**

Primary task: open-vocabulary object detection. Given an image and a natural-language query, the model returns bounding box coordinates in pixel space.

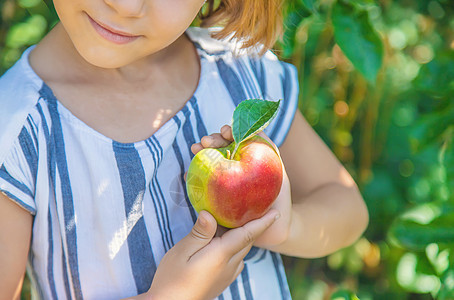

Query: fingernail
[198,215,207,227]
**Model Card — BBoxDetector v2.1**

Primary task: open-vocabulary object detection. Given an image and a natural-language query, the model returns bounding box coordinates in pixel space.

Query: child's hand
[148,209,279,300]
[190,125,292,250]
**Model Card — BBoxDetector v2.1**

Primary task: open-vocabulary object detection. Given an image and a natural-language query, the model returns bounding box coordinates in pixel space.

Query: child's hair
[199,0,283,54]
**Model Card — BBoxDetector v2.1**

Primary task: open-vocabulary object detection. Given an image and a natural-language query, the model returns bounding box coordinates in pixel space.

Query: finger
[220,125,234,141]
[178,211,218,258]
[233,260,245,279]
[229,243,254,265]
[221,209,280,257]
[191,143,204,155]
[201,133,231,148]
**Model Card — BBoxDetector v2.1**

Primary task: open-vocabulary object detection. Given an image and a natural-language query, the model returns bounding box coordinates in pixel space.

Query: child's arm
[265,111,369,257]
[0,192,33,299]
[192,110,368,258]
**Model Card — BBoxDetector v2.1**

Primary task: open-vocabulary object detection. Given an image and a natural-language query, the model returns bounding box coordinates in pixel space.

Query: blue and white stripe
[0,27,298,299]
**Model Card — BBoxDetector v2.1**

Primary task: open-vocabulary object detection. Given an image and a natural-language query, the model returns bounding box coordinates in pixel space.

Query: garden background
[0,0,453,299]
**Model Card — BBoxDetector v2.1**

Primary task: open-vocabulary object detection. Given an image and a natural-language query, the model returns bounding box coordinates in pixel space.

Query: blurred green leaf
[299,0,318,14]
[437,268,454,299]
[6,14,47,48]
[396,252,441,294]
[331,289,360,300]
[343,0,377,7]
[410,116,454,153]
[425,243,450,275]
[18,0,42,9]
[282,6,309,57]
[332,1,383,83]
[389,202,454,251]
[413,52,454,98]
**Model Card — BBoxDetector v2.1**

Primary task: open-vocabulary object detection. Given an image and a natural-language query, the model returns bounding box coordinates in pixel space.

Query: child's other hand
[148,209,279,300]
[189,125,292,250]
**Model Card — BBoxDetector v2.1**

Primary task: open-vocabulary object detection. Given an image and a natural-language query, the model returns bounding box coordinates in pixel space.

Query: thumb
[178,210,217,256]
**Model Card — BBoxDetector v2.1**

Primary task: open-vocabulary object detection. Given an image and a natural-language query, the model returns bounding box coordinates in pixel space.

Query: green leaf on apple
[231,99,281,157]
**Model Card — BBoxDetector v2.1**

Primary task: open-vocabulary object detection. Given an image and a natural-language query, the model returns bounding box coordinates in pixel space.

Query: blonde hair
[199,0,284,54]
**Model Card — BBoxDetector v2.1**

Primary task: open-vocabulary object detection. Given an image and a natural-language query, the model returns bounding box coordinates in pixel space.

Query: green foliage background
[1,0,453,299]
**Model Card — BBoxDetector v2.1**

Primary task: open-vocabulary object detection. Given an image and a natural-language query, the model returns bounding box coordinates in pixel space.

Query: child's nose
[103,0,146,18]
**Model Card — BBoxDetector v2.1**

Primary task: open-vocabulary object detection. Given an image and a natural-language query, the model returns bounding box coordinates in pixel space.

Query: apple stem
[226,150,231,160]
[231,143,240,160]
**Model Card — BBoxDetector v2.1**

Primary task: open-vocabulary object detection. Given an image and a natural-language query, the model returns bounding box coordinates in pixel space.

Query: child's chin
[76,44,140,69]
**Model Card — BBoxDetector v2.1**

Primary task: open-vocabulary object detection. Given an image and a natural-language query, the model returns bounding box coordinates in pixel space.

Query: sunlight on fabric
[66,216,77,232]
[109,191,144,259]
[96,179,110,197]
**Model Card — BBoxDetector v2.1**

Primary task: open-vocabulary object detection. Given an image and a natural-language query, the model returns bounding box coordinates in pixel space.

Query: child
[0,0,369,299]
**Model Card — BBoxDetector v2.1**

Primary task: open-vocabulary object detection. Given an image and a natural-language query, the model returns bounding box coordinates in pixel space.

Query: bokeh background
[1,0,453,299]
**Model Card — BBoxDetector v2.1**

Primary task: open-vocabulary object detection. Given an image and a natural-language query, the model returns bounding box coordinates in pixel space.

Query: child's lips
[87,14,141,45]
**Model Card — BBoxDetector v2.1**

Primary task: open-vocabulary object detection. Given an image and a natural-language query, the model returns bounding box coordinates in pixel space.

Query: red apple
[186,135,283,228]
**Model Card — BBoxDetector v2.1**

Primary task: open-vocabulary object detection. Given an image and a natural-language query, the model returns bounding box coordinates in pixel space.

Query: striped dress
[0,27,299,300]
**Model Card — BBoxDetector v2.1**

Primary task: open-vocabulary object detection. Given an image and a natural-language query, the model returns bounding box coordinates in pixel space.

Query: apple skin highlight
[186,135,283,228]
